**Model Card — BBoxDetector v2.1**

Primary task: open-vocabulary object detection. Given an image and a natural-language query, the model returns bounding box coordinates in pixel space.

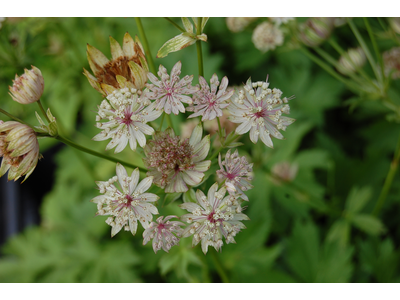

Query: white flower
[180,183,249,254]
[143,215,184,253]
[145,61,199,115]
[252,22,284,53]
[93,84,162,153]
[217,149,253,201]
[143,124,211,193]
[91,163,159,237]
[187,74,233,121]
[227,77,295,148]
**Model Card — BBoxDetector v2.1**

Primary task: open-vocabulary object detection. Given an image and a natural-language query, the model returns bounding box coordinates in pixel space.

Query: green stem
[37,99,51,123]
[210,250,229,283]
[208,133,239,161]
[196,18,204,77]
[135,17,157,74]
[163,17,185,33]
[364,17,385,82]
[300,47,361,93]
[347,18,381,82]
[55,135,147,173]
[0,108,30,126]
[165,113,175,132]
[372,130,400,216]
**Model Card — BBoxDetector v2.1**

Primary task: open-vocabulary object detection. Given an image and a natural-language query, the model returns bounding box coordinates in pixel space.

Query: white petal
[189,123,203,146]
[116,163,128,192]
[135,176,153,193]
[236,120,252,135]
[129,168,140,193]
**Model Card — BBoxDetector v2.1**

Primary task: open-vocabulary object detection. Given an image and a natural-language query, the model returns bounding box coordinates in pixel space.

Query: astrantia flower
[186,74,233,121]
[337,47,366,75]
[93,75,162,153]
[143,215,184,253]
[143,124,211,193]
[270,161,298,185]
[180,183,249,254]
[91,163,159,237]
[83,32,148,96]
[0,121,41,182]
[217,149,253,201]
[383,47,400,79]
[252,22,284,53]
[8,66,44,104]
[228,77,295,148]
[145,61,199,115]
[226,17,258,33]
[269,17,294,26]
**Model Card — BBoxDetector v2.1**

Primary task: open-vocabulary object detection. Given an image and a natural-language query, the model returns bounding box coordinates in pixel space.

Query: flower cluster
[228,77,295,148]
[143,124,211,193]
[180,183,249,254]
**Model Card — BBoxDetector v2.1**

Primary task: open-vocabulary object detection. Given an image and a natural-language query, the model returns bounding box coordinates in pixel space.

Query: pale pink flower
[143,124,211,193]
[180,183,249,254]
[217,149,253,201]
[93,86,162,153]
[143,215,184,253]
[228,77,295,148]
[145,61,199,115]
[91,163,159,237]
[8,66,44,104]
[0,121,41,182]
[186,74,233,121]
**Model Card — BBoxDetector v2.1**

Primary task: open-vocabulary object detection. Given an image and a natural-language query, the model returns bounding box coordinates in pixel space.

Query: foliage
[1,17,400,283]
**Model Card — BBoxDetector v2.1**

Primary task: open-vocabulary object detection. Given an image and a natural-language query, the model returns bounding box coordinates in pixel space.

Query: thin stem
[328,38,375,84]
[135,17,156,74]
[210,250,229,283]
[208,133,239,161]
[163,17,185,33]
[364,17,385,84]
[300,47,361,93]
[196,18,204,77]
[347,18,381,82]
[372,130,400,216]
[56,135,147,173]
[37,99,51,123]
[165,113,175,132]
[0,108,30,126]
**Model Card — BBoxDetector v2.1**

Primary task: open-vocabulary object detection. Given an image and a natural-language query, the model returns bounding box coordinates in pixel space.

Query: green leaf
[351,214,385,235]
[183,189,196,203]
[345,186,372,213]
[157,33,196,58]
[326,219,350,248]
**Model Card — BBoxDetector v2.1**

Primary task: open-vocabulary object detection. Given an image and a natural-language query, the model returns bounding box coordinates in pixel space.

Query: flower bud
[8,66,44,104]
[298,17,335,47]
[383,47,400,79]
[0,121,41,182]
[337,47,366,75]
[270,161,298,186]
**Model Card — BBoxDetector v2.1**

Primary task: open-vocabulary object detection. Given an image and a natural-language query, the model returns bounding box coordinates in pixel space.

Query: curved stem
[135,17,156,74]
[210,250,229,283]
[56,135,147,173]
[372,129,400,216]
[37,99,50,123]
[163,17,185,33]
[0,108,30,126]
[364,17,385,82]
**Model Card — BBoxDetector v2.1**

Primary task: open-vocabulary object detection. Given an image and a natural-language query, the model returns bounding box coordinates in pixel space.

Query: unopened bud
[8,66,44,104]
[298,17,335,47]
[337,47,366,75]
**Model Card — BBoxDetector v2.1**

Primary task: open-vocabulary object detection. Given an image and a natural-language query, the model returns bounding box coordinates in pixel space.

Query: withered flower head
[83,32,149,96]
[0,121,41,182]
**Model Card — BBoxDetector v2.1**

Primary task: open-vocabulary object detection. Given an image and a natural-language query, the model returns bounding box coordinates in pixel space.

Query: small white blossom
[180,183,249,254]
[145,61,199,115]
[187,74,233,121]
[217,149,253,201]
[93,87,162,153]
[91,163,159,237]
[252,22,284,53]
[228,77,295,148]
[143,215,184,253]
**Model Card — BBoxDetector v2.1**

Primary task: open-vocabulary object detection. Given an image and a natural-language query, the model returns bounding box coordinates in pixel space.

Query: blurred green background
[0,17,400,283]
